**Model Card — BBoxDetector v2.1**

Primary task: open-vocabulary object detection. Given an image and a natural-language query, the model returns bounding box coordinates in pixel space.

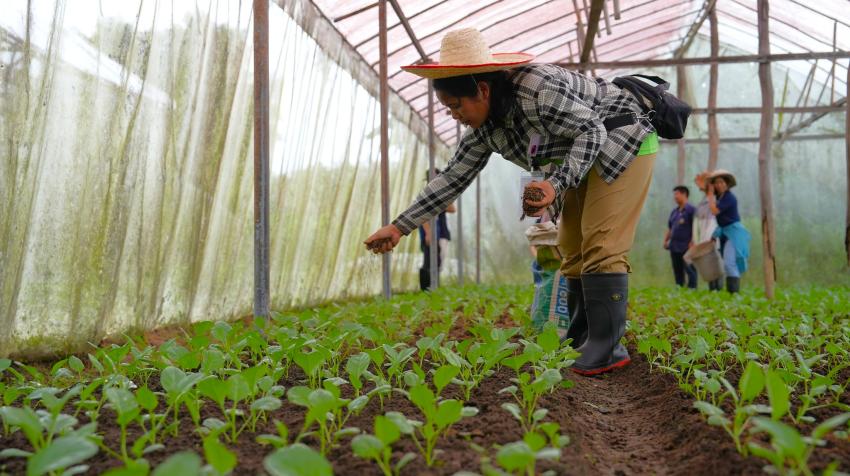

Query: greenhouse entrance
[1,0,849,474]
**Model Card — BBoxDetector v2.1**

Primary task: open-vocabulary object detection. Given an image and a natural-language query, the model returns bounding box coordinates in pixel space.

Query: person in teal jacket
[706,169,750,293]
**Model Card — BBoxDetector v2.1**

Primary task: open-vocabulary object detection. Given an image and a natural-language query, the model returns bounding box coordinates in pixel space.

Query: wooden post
[707,4,719,171]
[427,82,439,289]
[845,64,850,266]
[676,64,687,185]
[757,0,777,298]
[456,123,465,284]
[378,0,392,299]
[252,0,270,318]
[475,177,481,284]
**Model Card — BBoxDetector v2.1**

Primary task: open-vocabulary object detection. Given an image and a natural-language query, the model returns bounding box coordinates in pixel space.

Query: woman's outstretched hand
[364,224,402,254]
[523,180,556,217]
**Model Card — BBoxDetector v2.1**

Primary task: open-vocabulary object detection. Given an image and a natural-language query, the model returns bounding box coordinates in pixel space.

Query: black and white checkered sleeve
[392,130,491,235]
[534,81,607,197]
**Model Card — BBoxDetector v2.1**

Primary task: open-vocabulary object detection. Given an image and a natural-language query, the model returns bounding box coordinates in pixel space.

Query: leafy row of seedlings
[0,285,578,476]
[631,287,850,475]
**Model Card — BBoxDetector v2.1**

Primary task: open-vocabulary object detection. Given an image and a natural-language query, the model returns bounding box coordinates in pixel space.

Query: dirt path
[543,345,764,476]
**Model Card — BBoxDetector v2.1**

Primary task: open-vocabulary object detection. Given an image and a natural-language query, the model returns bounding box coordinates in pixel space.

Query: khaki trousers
[558,153,656,278]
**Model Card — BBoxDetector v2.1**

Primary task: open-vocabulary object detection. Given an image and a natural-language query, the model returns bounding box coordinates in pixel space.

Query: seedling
[351,415,417,476]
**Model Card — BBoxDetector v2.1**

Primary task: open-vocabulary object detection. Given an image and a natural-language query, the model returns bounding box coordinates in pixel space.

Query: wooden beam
[580,0,605,64]
[378,0,392,299]
[555,51,850,69]
[707,3,719,171]
[387,0,428,61]
[333,2,377,22]
[775,98,847,143]
[601,0,612,35]
[757,0,777,299]
[692,105,844,114]
[845,64,850,266]
[660,133,844,144]
[673,0,716,59]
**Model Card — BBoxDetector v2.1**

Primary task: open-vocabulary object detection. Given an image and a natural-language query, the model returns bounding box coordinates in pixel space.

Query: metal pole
[676,64,687,185]
[455,123,464,285]
[427,81,438,289]
[845,63,850,266]
[475,176,481,284]
[757,0,777,299]
[378,0,392,299]
[252,0,270,318]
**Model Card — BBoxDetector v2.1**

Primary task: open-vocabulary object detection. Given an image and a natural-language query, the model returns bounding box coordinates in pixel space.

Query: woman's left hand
[524,180,556,217]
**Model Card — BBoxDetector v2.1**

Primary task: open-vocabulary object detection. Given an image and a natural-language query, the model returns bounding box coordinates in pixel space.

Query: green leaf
[251,396,282,412]
[501,403,523,421]
[435,399,463,429]
[750,417,806,461]
[198,378,227,408]
[433,365,460,395]
[226,374,251,403]
[812,413,850,440]
[537,326,560,353]
[375,415,400,445]
[764,370,790,420]
[203,435,237,474]
[26,436,98,476]
[523,431,547,451]
[739,361,765,403]
[68,356,85,373]
[264,444,333,476]
[160,366,186,395]
[409,385,435,416]
[287,386,311,407]
[136,387,158,412]
[384,412,415,434]
[0,406,43,446]
[351,434,384,459]
[151,451,203,476]
[496,441,535,472]
[0,359,11,372]
[105,388,139,419]
[201,349,226,374]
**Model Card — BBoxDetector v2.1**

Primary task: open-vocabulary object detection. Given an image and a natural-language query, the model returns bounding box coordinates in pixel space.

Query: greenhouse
[1,0,849,474]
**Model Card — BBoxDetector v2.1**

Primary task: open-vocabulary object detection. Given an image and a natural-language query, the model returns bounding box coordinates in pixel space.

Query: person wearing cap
[706,169,751,293]
[364,28,658,375]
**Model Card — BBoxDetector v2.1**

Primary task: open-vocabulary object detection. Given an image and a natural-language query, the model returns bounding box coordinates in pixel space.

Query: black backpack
[612,74,691,140]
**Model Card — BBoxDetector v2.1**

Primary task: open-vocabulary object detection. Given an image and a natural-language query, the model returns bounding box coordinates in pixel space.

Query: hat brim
[401,53,534,79]
[711,173,737,187]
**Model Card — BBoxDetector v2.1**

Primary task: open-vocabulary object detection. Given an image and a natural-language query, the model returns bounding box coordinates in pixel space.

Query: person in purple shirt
[664,186,697,289]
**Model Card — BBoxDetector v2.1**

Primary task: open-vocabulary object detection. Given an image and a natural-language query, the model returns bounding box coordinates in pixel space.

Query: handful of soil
[367,238,393,252]
[521,186,545,219]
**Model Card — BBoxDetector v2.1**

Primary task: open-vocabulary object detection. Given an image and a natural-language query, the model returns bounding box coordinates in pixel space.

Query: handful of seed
[521,186,545,219]
[367,238,393,252]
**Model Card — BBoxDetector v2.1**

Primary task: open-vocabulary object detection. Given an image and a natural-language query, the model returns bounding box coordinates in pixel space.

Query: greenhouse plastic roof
[312,0,850,143]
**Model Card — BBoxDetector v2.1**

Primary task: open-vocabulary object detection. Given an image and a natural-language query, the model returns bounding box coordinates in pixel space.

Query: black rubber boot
[572,273,631,376]
[561,278,587,347]
[708,279,722,291]
[726,277,741,294]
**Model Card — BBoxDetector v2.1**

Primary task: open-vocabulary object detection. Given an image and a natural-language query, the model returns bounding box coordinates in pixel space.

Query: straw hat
[401,28,534,79]
[709,169,737,187]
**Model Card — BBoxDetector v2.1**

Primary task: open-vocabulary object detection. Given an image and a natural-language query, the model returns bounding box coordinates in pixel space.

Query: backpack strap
[629,74,670,90]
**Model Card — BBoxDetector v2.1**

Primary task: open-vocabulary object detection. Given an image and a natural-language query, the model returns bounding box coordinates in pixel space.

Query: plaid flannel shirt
[392,64,654,235]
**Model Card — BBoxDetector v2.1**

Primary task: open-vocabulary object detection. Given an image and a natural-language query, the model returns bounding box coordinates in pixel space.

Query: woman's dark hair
[433,71,514,125]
